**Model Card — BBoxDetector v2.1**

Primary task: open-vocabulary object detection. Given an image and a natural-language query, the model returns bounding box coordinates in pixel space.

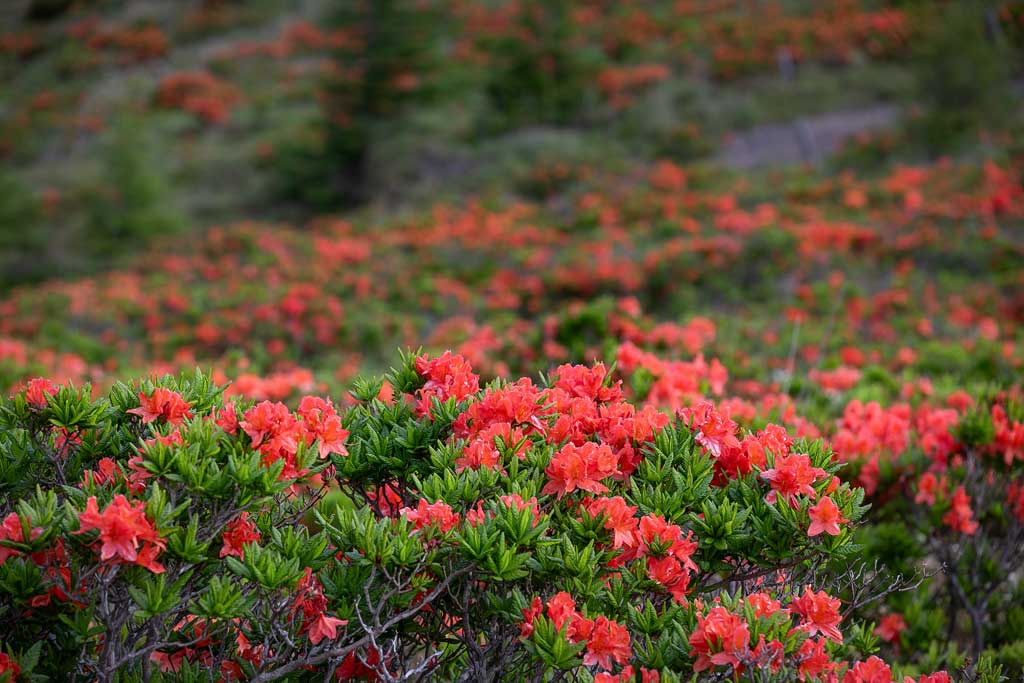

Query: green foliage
[955,407,996,449]
[0,354,992,681]
[0,172,45,287]
[273,0,453,209]
[479,0,602,132]
[77,118,185,262]
[908,3,1014,155]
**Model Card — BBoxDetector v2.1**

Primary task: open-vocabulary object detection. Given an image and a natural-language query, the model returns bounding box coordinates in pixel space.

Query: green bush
[313,0,451,208]
[0,172,45,288]
[77,118,185,263]
[479,0,602,132]
[909,3,1015,155]
[0,354,953,682]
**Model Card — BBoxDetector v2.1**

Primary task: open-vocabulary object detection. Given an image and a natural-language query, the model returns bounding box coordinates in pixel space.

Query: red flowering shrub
[154,71,242,124]
[84,23,169,62]
[0,353,959,681]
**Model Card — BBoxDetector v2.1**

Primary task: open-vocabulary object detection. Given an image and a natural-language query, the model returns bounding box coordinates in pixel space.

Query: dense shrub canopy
[6,349,1020,681]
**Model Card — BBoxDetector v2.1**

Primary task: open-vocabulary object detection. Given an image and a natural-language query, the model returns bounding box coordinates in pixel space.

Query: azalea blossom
[0,652,20,681]
[542,442,618,498]
[220,512,261,559]
[582,496,638,550]
[545,591,578,631]
[307,612,348,645]
[761,452,826,508]
[807,496,848,537]
[746,592,784,618]
[75,495,166,573]
[520,592,630,672]
[0,512,43,566]
[415,351,480,416]
[791,586,843,642]
[875,613,907,645]
[401,498,460,533]
[678,401,741,461]
[843,655,892,683]
[942,486,978,535]
[127,387,193,426]
[297,395,350,458]
[797,638,836,681]
[293,568,347,645]
[581,615,631,671]
[24,377,58,408]
[688,605,751,672]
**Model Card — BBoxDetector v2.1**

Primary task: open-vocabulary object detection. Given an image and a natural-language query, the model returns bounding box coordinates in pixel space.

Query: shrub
[908,3,1015,155]
[265,121,338,211]
[479,0,602,132]
[0,352,955,681]
[268,1,453,210]
[0,172,46,287]
[312,0,450,208]
[154,71,242,124]
[76,118,185,266]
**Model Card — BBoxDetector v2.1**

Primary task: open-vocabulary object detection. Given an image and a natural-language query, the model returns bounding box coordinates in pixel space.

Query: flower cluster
[520,592,632,671]
[75,495,165,573]
[238,394,348,480]
[154,70,242,123]
[0,355,961,681]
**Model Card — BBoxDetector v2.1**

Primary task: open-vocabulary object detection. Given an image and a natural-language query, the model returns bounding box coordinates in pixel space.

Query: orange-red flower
[913,673,952,683]
[297,395,349,458]
[761,453,826,508]
[401,499,460,533]
[791,586,843,642]
[745,592,784,618]
[456,438,502,472]
[581,615,631,671]
[807,496,848,537]
[293,568,347,645]
[414,351,480,416]
[679,401,741,461]
[942,486,978,535]
[75,495,166,573]
[127,388,193,426]
[1009,480,1024,524]
[0,652,20,681]
[519,596,544,638]
[582,496,638,550]
[240,401,308,479]
[542,442,618,498]
[914,472,943,506]
[520,592,630,672]
[24,377,58,408]
[545,591,578,631]
[875,613,907,645]
[0,512,43,565]
[307,612,348,645]
[636,513,699,601]
[688,606,750,672]
[797,637,835,681]
[595,667,659,683]
[552,363,622,403]
[842,656,892,683]
[220,512,261,559]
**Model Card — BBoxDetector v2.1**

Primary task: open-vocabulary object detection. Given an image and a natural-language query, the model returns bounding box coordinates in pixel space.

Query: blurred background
[0,0,1022,405]
[1,0,1021,286]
